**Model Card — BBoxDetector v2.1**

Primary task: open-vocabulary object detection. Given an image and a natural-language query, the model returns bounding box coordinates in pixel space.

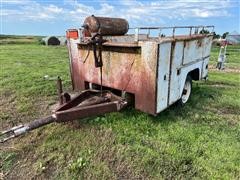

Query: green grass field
[0,36,239,179]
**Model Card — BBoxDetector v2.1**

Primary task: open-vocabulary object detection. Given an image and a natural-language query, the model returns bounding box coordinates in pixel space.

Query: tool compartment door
[169,41,184,105]
[156,42,171,113]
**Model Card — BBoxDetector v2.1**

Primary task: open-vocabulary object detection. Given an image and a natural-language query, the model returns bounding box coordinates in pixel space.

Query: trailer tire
[177,75,192,106]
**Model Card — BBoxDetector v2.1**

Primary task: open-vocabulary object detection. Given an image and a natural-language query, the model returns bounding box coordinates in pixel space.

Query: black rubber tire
[177,75,192,106]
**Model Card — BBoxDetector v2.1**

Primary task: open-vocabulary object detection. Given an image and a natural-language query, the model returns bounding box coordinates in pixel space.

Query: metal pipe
[57,76,63,105]
[0,116,55,143]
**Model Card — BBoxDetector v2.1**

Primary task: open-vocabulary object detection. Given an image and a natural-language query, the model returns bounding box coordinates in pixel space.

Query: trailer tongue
[0,90,127,143]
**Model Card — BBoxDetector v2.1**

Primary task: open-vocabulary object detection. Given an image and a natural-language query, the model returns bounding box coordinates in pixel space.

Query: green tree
[213,32,220,39]
[222,32,229,39]
[199,29,210,34]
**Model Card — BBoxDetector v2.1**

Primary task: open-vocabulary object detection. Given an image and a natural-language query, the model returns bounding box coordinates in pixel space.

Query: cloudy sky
[1,0,239,36]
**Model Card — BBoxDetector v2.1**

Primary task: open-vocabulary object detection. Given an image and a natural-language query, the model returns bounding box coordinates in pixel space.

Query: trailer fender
[188,68,200,81]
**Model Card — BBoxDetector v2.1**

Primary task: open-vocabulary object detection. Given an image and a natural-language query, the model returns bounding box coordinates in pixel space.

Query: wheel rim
[182,80,191,103]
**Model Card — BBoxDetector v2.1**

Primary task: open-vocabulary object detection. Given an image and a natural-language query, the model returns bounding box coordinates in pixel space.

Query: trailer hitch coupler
[0,115,55,143]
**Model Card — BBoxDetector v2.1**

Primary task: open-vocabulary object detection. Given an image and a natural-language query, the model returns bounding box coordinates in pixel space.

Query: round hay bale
[47,36,60,46]
[44,36,60,45]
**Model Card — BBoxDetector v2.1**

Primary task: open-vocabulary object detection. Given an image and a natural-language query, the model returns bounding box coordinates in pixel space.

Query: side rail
[131,25,214,41]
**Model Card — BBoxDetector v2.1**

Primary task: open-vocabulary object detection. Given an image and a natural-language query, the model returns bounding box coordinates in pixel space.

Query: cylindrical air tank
[83,15,129,36]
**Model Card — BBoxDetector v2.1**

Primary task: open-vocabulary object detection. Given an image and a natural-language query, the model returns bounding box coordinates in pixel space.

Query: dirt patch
[207,84,234,88]
[0,92,55,130]
[209,64,240,73]
[0,91,57,179]
[205,106,240,126]
[1,126,56,179]
[0,91,20,130]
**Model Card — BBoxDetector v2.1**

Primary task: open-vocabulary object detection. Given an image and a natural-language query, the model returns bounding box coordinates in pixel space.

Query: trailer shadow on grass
[150,82,221,121]
[73,79,232,129]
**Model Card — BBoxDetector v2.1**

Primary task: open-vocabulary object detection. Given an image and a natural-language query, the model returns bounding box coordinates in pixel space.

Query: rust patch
[72,42,158,115]
[197,39,202,47]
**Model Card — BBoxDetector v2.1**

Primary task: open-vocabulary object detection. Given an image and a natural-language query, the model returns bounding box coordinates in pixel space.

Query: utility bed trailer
[67,25,213,115]
[1,16,213,143]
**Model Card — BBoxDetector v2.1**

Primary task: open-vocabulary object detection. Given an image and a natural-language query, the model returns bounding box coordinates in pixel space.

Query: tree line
[199,29,229,39]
